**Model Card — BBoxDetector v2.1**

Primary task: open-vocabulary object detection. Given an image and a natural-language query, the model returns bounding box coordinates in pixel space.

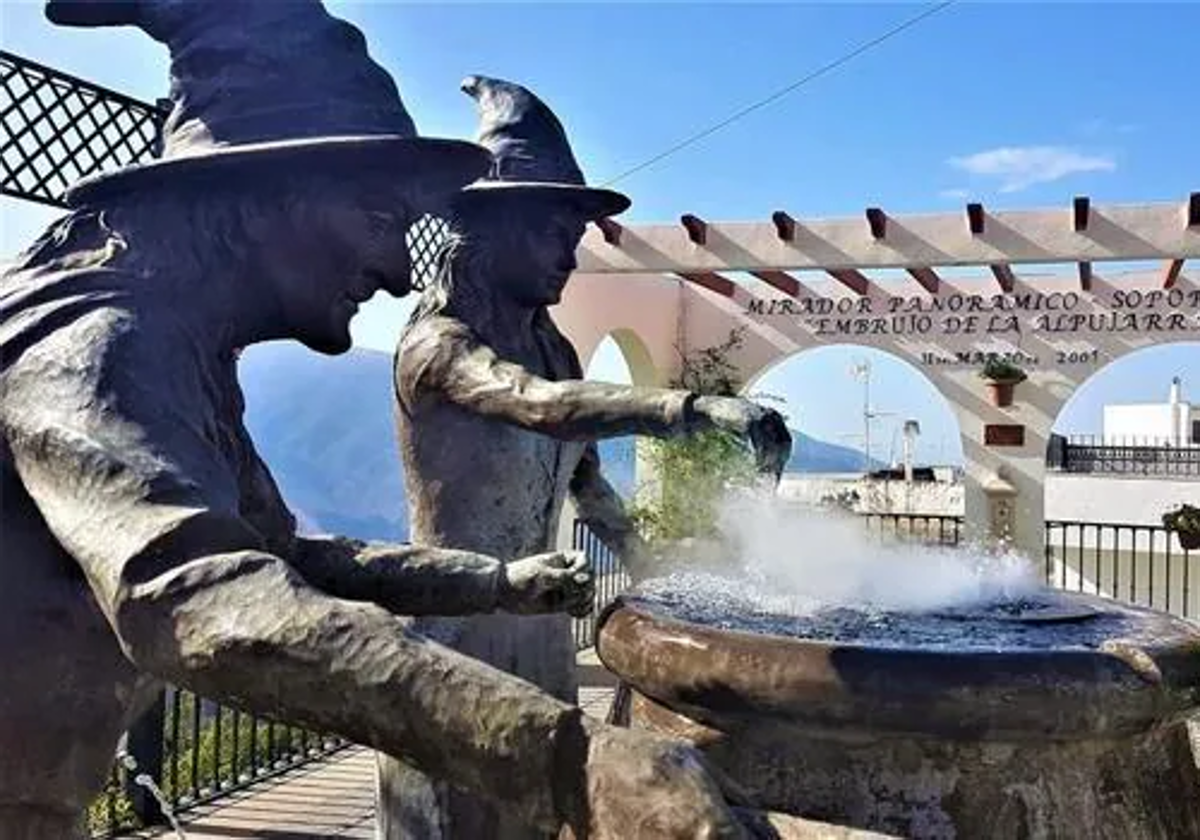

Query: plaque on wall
[985,424,1026,447]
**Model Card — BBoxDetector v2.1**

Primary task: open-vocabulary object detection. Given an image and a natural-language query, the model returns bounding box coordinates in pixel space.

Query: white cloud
[938,187,969,200]
[947,145,1116,193]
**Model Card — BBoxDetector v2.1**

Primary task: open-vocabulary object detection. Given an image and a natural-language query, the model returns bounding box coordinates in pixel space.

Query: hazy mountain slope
[239,342,408,541]
[236,342,879,540]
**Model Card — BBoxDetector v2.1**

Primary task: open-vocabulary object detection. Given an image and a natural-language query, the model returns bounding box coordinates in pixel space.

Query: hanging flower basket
[979,358,1028,408]
[1163,504,1200,551]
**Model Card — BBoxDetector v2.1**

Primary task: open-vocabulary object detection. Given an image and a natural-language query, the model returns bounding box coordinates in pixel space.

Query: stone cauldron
[596,575,1200,839]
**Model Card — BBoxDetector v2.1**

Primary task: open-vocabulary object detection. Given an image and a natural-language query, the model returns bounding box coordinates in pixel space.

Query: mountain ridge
[238,342,881,541]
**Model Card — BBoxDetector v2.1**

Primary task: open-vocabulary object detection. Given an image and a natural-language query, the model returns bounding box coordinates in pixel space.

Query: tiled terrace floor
[132,661,617,839]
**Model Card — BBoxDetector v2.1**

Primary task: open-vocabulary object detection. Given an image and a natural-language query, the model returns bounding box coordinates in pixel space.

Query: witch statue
[386,74,792,839]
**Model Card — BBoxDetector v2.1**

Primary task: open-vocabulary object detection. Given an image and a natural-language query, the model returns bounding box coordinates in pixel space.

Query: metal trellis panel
[1,50,166,209]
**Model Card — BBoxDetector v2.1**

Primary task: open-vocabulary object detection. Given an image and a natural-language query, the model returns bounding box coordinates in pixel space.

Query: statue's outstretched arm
[289,535,501,614]
[288,536,591,617]
[397,317,696,441]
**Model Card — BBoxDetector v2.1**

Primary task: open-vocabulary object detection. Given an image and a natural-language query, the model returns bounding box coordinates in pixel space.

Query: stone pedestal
[598,589,1200,840]
[629,692,1200,840]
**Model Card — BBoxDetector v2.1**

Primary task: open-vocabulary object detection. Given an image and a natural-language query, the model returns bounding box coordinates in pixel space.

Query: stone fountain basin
[596,588,1200,742]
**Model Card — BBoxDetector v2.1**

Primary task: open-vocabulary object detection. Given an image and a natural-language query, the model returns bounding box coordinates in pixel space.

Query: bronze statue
[385,75,792,839]
[0,5,749,839]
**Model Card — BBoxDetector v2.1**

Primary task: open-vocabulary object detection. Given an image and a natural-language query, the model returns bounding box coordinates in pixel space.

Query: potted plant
[979,357,1027,407]
[1163,504,1200,551]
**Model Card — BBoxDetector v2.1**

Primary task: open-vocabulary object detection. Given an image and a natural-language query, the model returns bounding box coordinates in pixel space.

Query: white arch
[553,273,678,387]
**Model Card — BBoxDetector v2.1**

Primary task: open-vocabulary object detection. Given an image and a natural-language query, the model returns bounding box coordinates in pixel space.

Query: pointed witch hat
[45,0,491,207]
[455,75,630,220]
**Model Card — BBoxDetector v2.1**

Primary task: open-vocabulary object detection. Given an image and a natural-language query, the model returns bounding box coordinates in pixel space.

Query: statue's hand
[573,722,748,840]
[692,396,792,480]
[499,551,594,617]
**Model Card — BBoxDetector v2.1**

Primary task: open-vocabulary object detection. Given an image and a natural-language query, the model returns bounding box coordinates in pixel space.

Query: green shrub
[628,328,777,548]
[1163,504,1200,534]
[978,356,1027,382]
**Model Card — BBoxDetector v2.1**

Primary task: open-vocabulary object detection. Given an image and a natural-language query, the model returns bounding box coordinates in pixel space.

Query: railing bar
[190,693,201,798]
[1129,524,1137,605]
[212,702,223,790]
[1167,530,1174,614]
[1044,523,1054,586]
[1111,525,1120,601]
[169,687,181,806]
[1185,536,1192,619]
[250,715,259,776]
[231,708,240,784]
[1148,528,1156,610]
[1084,520,1094,592]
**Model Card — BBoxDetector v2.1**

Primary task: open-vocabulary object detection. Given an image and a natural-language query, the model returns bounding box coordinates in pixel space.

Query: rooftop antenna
[848,358,896,472]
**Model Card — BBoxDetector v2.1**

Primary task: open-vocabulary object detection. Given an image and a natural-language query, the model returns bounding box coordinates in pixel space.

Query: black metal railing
[571,520,631,650]
[1047,434,1200,478]
[1045,520,1197,618]
[89,687,345,837]
[861,512,964,546]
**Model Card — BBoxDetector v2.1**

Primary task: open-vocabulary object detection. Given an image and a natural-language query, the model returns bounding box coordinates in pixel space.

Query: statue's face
[489,199,586,307]
[262,186,414,354]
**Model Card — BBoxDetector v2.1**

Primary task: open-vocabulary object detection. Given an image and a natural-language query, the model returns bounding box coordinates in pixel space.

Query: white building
[1103,378,1200,447]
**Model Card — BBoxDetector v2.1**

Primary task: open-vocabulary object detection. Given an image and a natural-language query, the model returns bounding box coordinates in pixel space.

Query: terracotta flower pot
[984,378,1022,408]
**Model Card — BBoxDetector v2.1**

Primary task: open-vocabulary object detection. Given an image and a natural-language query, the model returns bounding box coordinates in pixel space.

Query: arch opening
[745,344,965,518]
[584,333,641,498]
[1043,342,1200,616]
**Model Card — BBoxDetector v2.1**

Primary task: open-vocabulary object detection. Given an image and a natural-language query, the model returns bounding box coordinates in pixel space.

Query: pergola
[554,199,1199,556]
[580,198,1198,293]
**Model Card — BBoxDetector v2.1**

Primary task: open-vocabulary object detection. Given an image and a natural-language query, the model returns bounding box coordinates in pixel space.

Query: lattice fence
[1,50,166,208]
[1,49,450,277]
[406,213,450,290]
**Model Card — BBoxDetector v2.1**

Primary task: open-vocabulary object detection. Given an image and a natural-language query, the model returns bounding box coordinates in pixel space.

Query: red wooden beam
[967,202,986,235]
[750,270,800,297]
[678,271,735,297]
[906,266,940,294]
[1164,259,1185,289]
[1078,261,1093,292]
[991,263,1016,292]
[680,214,707,245]
[827,268,870,295]
[865,207,887,240]
[1073,196,1089,232]
[594,218,622,245]
[771,210,796,242]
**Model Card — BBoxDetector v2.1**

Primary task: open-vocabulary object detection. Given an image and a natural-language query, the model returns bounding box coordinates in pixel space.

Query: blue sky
[3,1,1197,464]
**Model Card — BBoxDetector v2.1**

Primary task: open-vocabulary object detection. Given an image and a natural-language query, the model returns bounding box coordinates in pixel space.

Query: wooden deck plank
[130,668,615,838]
[136,747,376,839]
